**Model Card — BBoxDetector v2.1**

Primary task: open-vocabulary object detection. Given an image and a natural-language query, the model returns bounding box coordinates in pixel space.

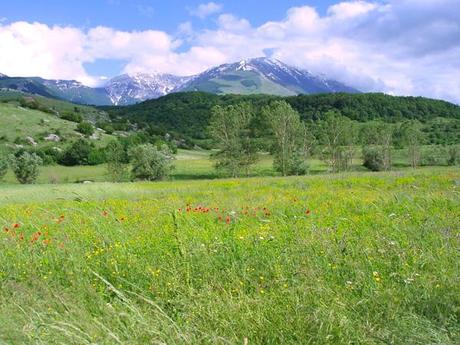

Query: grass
[0,168,459,344]
[0,102,114,151]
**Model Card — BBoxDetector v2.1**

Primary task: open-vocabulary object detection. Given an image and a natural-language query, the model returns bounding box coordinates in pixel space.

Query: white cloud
[0,0,459,103]
[189,2,223,19]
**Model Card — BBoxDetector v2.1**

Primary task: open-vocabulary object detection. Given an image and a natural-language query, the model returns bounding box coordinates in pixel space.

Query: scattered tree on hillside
[129,144,173,181]
[9,152,42,184]
[263,101,311,176]
[106,140,129,182]
[316,111,356,172]
[209,103,258,177]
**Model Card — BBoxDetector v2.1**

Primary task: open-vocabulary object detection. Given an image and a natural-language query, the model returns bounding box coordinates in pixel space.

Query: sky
[0,0,459,103]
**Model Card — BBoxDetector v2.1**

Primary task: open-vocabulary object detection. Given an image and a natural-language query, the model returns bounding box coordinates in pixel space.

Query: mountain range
[0,57,359,106]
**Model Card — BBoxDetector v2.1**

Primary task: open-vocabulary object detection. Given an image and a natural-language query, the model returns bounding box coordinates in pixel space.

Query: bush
[59,139,93,166]
[420,146,447,166]
[106,140,129,182]
[129,144,173,181]
[87,147,107,166]
[76,122,95,136]
[9,152,42,184]
[0,155,8,181]
[61,112,83,123]
[448,145,459,166]
[363,147,385,171]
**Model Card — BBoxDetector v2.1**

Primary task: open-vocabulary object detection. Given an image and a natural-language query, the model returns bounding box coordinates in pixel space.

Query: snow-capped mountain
[0,58,359,105]
[177,57,358,95]
[105,73,191,105]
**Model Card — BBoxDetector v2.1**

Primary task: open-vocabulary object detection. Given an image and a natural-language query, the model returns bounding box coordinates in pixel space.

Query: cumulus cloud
[0,0,459,103]
[189,2,223,19]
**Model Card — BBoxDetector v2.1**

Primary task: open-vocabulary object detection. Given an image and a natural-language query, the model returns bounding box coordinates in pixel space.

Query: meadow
[0,167,459,344]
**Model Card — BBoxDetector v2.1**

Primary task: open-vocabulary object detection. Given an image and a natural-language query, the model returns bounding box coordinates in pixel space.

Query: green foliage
[58,139,93,166]
[8,152,42,184]
[401,120,425,168]
[76,121,95,136]
[263,101,310,176]
[209,103,258,177]
[128,143,173,181]
[103,92,460,144]
[0,155,8,181]
[316,111,356,172]
[362,147,386,171]
[447,145,460,166]
[106,140,129,182]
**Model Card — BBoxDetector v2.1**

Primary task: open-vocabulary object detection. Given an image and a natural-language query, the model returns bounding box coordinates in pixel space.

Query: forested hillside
[104,92,460,142]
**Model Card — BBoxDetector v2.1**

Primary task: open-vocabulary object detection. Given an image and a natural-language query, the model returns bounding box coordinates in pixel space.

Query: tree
[316,111,355,172]
[106,140,129,182]
[263,101,310,176]
[0,155,8,181]
[58,139,93,166]
[401,120,424,168]
[209,103,258,177]
[76,121,94,136]
[360,121,394,171]
[9,152,42,184]
[128,144,173,181]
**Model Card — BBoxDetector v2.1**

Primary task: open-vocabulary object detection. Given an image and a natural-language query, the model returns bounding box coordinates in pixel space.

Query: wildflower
[3,227,9,233]
[305,209,311,215]
[373,271,382,282]
[226,216,231,224]
[102,211,109,217]
[13,223,20,229]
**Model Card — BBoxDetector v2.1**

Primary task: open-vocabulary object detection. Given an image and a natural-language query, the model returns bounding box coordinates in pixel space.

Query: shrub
[61,112,83,123]
[447,145,459,166]
[363,147,386,171]
[76,122,95,136]
[420,146,447,166]
[0,155,8,181]
[59,139,93,166]
[87,147,107,166]
[9,152,42,184]
[106,140,129,182]
[129,144,173,181]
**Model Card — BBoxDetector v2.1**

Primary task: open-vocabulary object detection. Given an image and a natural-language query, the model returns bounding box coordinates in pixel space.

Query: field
[1,168,459,344]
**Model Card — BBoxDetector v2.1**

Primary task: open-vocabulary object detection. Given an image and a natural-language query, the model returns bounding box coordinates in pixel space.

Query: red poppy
[305,209,311,215]
[13,223,20,229]
[3,227,9,233]
[102,211,109,217]
[226,216,231,224]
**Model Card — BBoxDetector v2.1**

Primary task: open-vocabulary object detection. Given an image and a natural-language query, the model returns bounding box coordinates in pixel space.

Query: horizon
[0,1,459,103]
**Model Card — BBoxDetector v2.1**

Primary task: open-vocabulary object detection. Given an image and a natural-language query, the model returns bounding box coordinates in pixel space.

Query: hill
[103,92,460,143]
[0,91,114,155]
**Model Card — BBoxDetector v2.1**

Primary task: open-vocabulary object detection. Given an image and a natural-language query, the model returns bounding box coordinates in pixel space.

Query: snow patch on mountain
[105,73,191,105]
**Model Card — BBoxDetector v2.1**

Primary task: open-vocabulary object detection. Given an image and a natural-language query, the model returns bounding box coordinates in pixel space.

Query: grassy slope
[0,102,114,151]
[0,168,459,344]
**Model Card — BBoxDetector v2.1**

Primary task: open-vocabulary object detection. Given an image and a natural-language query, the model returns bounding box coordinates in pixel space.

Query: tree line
[208,101,460,177]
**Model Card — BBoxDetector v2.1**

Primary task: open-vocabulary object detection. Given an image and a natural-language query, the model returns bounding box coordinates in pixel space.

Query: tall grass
[1,168,459,344]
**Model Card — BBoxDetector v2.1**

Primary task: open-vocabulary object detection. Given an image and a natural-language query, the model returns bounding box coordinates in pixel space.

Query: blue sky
[0,1,459,103]
[0,1,339,32]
